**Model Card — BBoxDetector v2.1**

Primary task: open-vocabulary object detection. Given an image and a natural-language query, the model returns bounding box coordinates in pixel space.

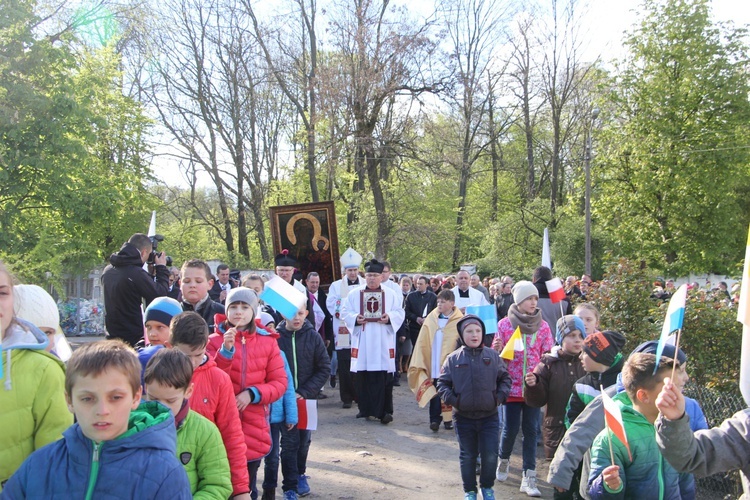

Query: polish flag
[546,278,566,304]
[296,399,318,430]
[602,390,632,461]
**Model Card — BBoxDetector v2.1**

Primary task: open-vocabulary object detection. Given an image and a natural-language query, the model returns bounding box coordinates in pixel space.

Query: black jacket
[534,280,573,332]
[182,297,225,333]
[276,319,331,399]
[310,288,334,348]
[102,242,169,347]
[495,293,514,320]
[208,279,236,304]
[404,290,438,343]
[437,344,511,420]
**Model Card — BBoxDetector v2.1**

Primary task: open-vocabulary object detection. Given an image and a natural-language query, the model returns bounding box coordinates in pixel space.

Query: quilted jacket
[207,316,287,461]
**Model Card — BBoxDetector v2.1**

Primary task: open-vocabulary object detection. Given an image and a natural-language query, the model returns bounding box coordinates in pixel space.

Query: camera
[147,234,173,268]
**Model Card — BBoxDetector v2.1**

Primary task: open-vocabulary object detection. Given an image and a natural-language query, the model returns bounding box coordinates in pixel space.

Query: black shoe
[380,413,393,424]
[356,412,365,418]
[316,391,328,400]
[429,422,440,432]
[342,402,352,409]
[443,421,453,430]
[330,375,337,388]
[392,379,401,386]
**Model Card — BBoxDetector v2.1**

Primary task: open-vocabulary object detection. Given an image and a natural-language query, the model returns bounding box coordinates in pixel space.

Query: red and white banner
[296,398,318,431]
[601,390,632,461]
[546,278,566,304]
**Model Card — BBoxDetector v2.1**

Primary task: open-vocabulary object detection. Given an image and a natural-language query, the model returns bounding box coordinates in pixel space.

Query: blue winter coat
[269,351,298,425]
[2,401,191,499]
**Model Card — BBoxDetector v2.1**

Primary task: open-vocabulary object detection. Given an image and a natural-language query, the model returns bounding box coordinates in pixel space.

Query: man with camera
[101,233,170,347]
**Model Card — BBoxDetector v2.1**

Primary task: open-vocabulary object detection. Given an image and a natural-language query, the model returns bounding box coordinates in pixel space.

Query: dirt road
[268,376,554,499]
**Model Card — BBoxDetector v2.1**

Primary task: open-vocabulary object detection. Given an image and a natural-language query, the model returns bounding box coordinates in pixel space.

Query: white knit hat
[512,280,539,306]
[13,284,63,336]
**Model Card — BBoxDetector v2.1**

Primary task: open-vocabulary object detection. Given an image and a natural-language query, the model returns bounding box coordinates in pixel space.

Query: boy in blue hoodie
[437,315,512,500]
[2,340,191,499]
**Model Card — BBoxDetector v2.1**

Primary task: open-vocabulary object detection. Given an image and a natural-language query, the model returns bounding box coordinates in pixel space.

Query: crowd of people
[2,233,750,499]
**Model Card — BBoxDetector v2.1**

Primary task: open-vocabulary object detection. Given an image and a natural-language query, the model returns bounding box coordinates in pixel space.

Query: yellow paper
[500,326,522,360]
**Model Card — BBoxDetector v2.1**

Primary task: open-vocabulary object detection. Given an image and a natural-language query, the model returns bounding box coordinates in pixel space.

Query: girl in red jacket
[207,287,288,500]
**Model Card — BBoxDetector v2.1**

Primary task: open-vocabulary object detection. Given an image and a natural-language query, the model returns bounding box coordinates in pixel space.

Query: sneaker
[283,491,298,500]
[443,421,453,430]
[495,459,510,482]
[429,422,440,432]
[480,488,495,500]
[464,492,477,500]
[520,470,541,497]
[297,475,311,497]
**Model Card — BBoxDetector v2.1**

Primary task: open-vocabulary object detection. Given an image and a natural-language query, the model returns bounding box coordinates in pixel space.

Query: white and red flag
[546,278,566,303]
[601,389,632,462]
[296,399,318,431]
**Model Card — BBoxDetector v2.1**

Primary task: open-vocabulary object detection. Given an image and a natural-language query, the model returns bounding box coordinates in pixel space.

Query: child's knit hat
[556,315,587,344]
[226,287,259,311]
[512,280,538,305]
[144,296,183,326]
[13,284,63,337]
[457,314,486,337]
[583,330,626,367]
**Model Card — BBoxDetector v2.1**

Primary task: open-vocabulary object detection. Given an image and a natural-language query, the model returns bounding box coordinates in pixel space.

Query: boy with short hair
[170,311,250,499]
[2,340,191,498]
[144,349,232,499]
[437,315,511,500]
[275,305,331,497]
[587,353,695,499]
[181,259,225,332]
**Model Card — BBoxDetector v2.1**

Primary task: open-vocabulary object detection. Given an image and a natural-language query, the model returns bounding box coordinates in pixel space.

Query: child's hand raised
[602,465,621,491]
[223,327,237,351]
[656,376,686,421]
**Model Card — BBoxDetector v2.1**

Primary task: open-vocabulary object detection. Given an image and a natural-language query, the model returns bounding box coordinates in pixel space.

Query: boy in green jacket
[145,349,232,499]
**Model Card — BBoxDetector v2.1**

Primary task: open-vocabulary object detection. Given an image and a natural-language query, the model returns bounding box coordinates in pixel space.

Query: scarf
[507,303,542,336]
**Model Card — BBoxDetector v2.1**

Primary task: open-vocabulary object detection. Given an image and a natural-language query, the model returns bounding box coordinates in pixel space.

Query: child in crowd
[574,302,600,336]
[181,259,225,332]
[13,283,72,361]
[493,280,554,497]
[144,349,232,499]
[438,315,511,500]
[207,287,287,499]
[170,311,250,499]
[243,273,281,327]
[2,340,191,498]
[588,353,695,499]
[0,262,72,490]
[525,315,587,459]
[408,289,464,432]
[275,305,331,498]
[137,296,183,381]
[566,330,626,426]
[263,348,298,500]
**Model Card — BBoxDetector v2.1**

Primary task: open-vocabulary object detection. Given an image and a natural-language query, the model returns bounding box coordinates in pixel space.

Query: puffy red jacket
[190,355,249,496]
[207,316,288,461]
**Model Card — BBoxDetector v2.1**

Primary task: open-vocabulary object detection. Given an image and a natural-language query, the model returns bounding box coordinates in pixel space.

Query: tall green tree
[596,0,750,275]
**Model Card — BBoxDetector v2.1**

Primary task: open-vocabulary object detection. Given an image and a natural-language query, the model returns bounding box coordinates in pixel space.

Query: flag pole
[601,382,616,466]
[669,328,682,383]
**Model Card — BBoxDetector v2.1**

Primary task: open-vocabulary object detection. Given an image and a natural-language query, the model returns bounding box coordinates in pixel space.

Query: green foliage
[0,3,153,281]
[550,213,611,280]
[595,0,750,275]
[589,258,741,392]
[587,258,660,346]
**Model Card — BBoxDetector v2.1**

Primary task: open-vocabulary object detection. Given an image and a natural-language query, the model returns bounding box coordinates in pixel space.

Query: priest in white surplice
[452,269,490,312]
[326,247,364,409]
[341,258,405,424]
